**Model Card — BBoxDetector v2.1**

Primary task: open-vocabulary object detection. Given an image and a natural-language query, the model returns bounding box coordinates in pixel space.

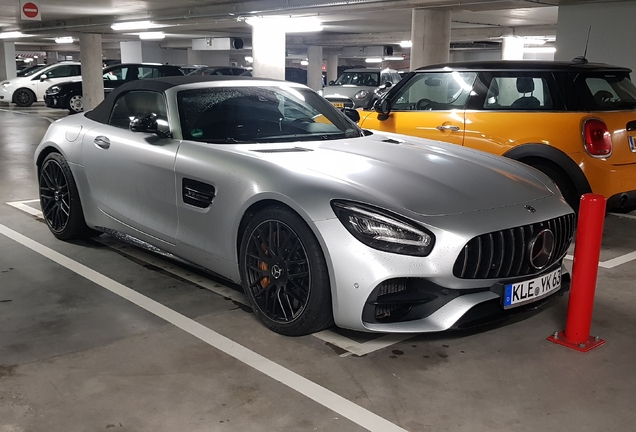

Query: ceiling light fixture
[139,32,165,40]
[244,56,253,63]
[55,36,74,44]
[383,56,404,61]
[365,57,383,63]
[111,20,156,31]
[0,31,25,39]
[300,60,309,66]
[399,40,412,48]
[244,16,323,33]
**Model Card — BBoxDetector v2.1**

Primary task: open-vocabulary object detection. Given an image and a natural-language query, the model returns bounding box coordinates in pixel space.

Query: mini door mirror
[39,74,48,81]
[384,81,392,88]
[374,98,391,120]
[328,80,335,86]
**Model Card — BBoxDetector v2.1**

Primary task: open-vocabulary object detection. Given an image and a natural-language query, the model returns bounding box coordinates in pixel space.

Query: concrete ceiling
[0,0,564,53]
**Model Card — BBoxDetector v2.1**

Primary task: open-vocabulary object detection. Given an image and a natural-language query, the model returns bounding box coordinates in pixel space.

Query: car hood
[247,132,553,216]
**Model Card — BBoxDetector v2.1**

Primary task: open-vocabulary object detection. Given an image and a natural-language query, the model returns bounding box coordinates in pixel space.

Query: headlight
[331,200,435,256]
[46,86,60,95]
[354,90,369,100]
[317,89,323,96]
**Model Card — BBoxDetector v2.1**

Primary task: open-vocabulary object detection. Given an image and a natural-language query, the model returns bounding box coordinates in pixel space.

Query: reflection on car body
[35,75,574,336]
[362,60,636,212]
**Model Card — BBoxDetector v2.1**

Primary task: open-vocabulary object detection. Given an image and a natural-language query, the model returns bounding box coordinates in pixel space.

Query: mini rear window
[582,74,636,111]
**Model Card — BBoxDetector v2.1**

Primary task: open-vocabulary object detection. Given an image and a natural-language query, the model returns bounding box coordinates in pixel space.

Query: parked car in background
[44,63,183,113]
[320,68,402,109]
[35,75,574,336]
[362,60,636,212]
[0,62,82,107]
[186,65,249,76]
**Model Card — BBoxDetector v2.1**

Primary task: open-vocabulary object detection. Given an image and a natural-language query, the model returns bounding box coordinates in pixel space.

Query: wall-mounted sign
[20,1,41,21]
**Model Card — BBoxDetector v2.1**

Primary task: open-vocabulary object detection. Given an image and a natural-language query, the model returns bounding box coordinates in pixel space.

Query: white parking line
[0,222,408,432]
[564,251,636,269]
[6,199,414,356]
[0,107,57,123]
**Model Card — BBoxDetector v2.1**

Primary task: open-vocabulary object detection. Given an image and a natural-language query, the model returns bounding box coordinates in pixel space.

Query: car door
[82,90,180,242]
[34,64,81,99]
[360,71,476,146]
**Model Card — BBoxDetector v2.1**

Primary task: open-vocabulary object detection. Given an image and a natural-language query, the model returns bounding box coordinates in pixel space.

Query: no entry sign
[20,1,41,21]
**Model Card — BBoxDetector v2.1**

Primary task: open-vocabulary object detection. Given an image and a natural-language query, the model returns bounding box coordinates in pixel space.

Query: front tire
[14,88,35,107]
[39,153,99,240]
[239,206,333,336]
[67,94,83,114]
[531,161,580,212]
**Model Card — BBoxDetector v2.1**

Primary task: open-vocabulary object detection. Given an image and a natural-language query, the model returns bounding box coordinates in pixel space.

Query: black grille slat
[453,213,575,280]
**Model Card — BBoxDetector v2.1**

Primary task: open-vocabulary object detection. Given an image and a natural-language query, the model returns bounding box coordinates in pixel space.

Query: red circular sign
[22,2,39,19]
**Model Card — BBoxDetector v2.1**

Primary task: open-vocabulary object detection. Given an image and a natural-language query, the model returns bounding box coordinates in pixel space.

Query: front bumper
[44,94,67,109]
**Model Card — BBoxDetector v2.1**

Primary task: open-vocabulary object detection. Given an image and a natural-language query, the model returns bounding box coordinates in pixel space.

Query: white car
[0,62,81,107]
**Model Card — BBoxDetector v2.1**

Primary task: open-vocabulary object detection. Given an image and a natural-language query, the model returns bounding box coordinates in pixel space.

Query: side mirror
[328,80,335,86]
[130,113,169,139]
[341,108,360,123]
[384,81,392,88]
[375,98,391,121]
[39,73,48,81]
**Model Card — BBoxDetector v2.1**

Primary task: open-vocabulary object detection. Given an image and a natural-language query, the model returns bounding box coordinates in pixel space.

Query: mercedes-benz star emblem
[525,204,536,213]
[271,264,283,279]
[528,229,555,270]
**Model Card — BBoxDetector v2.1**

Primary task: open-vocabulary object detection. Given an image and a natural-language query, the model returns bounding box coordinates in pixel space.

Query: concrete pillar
[409,8,451,70]
[187,48,203,65]
[80,34,104,111]
[306,46,323,91]
[46,51,59,64]
[502,37,524,60]
[251,23,285,80]
[327,52,339,84]
[0,42,16,81]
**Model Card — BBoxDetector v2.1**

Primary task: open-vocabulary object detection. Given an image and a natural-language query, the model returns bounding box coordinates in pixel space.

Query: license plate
[331,102,345,108]
[503,267,561,309]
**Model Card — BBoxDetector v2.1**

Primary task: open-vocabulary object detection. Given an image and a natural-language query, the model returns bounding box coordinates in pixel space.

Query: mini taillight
[583,119,612,156]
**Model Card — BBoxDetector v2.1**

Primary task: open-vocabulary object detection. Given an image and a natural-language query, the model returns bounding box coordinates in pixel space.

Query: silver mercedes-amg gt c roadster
[35,76,575,336]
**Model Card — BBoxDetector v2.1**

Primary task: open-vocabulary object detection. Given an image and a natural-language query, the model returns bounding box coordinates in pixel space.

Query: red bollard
[547,193,606,352]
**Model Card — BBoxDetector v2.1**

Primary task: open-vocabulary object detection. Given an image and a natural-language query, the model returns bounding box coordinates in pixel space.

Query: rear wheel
[239,206,333,336]
[67,94,83,114]
[14,88,35,107]
[531,161,580,212]
[39,153,99,240]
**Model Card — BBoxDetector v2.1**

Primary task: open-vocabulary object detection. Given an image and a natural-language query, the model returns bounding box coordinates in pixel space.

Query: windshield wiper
[205,137,255,144]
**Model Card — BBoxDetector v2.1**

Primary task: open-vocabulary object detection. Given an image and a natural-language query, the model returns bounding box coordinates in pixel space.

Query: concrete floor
[1,103,636,432]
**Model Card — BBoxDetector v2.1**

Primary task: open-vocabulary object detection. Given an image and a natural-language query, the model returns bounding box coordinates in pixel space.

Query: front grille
[453,213,575,279]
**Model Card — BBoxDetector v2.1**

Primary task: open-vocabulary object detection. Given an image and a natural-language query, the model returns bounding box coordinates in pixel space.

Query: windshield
[19,65,46,77]
[177,85,364,144]
[334,71,381,87]
[580,73,636,110]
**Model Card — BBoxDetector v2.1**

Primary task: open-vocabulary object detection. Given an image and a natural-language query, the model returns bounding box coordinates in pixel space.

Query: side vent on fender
[182,178,215,209]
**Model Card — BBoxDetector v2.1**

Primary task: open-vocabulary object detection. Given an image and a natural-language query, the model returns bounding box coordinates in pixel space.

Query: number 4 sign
[20,0,41,21]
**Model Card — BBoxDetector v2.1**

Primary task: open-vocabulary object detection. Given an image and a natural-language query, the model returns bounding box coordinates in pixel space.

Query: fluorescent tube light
[399,40,412,48]
[111,20,155,31]
[0,31,25,39]
[365,57,383,63]
[55,36,74,44]
[139,32,165,40]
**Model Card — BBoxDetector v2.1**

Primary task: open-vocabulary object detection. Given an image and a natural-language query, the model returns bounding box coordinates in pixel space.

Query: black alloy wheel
[39,153,98,240]
[240,206,333,336]
[14,88,35,107]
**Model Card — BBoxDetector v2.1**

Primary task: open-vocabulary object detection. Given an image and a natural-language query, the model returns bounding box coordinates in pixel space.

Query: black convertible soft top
[85,75,258,124]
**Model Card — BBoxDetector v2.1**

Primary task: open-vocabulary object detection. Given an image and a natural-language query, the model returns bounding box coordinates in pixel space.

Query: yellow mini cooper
[360,60,636,212]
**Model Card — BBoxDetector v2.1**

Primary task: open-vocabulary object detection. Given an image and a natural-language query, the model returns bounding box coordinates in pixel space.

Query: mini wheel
[14,88,35,107]
[239,206,333,336]
[39,153,99,240]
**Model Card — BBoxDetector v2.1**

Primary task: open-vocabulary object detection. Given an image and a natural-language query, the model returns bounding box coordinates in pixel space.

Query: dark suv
[361,60,636,211]
[44,63,183,114]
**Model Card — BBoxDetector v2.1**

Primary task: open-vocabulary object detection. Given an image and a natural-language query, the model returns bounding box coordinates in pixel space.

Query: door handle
[435,125,460,132]
[94,136,111,149]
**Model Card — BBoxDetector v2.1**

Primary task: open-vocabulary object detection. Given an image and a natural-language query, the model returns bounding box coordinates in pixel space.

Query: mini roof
[416,60,631,73]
